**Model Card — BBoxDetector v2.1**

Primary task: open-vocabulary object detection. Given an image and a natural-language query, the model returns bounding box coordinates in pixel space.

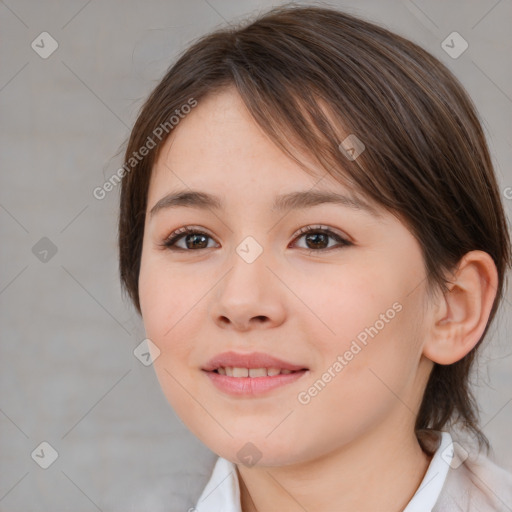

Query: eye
[290,225,352,254]
[160,226,218,251]
[160,225,352,253]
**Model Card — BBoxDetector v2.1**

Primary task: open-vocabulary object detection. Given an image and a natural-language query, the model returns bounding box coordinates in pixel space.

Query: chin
[200,433,307,468]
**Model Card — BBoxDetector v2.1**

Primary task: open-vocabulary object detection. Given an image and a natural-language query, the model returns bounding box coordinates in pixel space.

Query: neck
[237,419,432,512]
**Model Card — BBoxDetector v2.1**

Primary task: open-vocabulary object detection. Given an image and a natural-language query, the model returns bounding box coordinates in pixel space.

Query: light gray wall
[1,0,511,510]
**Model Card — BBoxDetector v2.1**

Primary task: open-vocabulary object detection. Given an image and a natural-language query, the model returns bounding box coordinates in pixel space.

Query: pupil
[306,233,328,249]
[186,234,208,249]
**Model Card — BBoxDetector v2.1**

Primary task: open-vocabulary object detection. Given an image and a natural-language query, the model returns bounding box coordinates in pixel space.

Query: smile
[203,367,309,396]
[201,350,309,396]
[214,367,296,377]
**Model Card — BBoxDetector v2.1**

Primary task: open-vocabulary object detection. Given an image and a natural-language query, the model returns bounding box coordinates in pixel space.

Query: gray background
[1,0,511,510]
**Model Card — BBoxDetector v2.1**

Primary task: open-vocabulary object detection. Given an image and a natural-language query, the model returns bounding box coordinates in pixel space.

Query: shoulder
[434,440,512,511]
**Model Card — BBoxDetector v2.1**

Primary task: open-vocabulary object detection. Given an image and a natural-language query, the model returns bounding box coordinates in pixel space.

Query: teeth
[249,368,267,377]
[216,366,296,377]
[232,367,249,377]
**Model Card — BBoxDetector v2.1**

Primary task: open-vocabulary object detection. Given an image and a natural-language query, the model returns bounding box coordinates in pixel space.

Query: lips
[202,351,309,396]
[215,367,294,377]
[201,351,308,373]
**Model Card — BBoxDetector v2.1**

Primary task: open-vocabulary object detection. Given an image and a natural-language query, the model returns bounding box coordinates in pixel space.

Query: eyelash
[160,225,352,254]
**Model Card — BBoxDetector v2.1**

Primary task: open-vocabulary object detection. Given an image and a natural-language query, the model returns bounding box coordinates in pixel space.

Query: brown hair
[117,4,511,446]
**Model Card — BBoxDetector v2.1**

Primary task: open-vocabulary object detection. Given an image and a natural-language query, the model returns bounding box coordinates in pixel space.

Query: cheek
[138,255,207,414]
[299,260,425,402]
[295,263,401,353]
[138,255,198,358]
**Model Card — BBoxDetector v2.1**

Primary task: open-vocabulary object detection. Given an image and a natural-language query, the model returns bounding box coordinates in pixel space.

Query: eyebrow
[149,189,380,218]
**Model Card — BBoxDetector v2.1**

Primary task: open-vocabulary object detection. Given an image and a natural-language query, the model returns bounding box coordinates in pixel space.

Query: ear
[423,250,499,365]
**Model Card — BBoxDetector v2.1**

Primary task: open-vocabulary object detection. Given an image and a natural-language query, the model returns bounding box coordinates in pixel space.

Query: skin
[138,87,498,511]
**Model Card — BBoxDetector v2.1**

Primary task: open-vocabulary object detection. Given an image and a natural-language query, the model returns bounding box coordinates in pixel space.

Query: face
[138,87,433,467]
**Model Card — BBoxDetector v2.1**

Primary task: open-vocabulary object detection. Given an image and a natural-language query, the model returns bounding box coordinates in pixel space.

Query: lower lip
[203,369,309,396]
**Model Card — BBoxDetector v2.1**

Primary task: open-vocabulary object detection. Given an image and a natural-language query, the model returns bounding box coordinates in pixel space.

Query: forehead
[147,87,382,219]
[151,89,315,186]
[151,89,338,193]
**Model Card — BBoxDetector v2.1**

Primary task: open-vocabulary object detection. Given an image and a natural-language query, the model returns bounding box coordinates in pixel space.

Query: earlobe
[422,250,498,365]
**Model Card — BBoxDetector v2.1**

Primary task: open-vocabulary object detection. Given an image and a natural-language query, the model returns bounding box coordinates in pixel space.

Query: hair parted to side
[117,4,511,447]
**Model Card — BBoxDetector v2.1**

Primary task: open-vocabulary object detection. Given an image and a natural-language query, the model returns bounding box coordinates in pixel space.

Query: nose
[210,244,287,332]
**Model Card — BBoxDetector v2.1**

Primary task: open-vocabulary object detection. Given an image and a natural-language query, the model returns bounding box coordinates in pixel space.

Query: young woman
[117,5,512,511]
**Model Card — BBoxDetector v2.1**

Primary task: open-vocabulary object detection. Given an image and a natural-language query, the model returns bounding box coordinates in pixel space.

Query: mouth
[201,351,309,396]
[209,367,305,377]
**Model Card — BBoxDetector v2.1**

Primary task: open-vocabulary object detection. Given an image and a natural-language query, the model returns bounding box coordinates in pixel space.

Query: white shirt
[194,432,454,511]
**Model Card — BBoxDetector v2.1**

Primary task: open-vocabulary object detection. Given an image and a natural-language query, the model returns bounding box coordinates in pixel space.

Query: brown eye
[292,226,352,253]
[162,227,217,251]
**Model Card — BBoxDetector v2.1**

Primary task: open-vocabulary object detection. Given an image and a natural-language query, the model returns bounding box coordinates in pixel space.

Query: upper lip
[202,351,308,372]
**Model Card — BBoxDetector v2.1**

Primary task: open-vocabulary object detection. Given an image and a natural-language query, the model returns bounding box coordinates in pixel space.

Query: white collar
[403,431,453,511]
[194,431,453,512]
